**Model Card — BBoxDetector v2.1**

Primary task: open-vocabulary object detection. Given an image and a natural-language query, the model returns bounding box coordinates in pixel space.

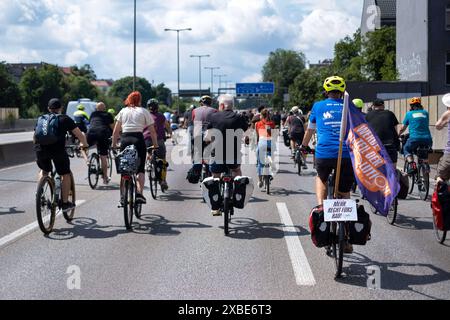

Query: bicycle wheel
[418,165,430,201]
[88,153,100,190]
[265,175,270,195]
[63,172,76,221]
[108,151,113,178]
[334,222,345,279]
[149,163,158,200]
[296,152,302,176]
[386,198,398,225]
[123,179,134,230]
[134,200,142,219]
[36,177,56,234]
[404,162,415,195]
[432,215,447,244]
[224,197,231,236]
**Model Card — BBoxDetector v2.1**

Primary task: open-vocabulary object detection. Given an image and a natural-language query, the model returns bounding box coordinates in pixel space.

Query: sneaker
[103,177,111,185]
[258,180,264,188]
[211,209,222,217]
[160,181,168,192]
[302,163,308,170]
[344,242,354,254]
[135,194,147,204]
[61,202,75,212]
[118,197,125,208]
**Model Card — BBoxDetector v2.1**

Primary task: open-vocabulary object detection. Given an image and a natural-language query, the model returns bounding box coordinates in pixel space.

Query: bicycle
[36,146,80,234]
[145,147,167,200]
[260,146,274,195]
[218,169,235,236]
[115,147,143,229]
[200,160,211,203]
[403,146,431,201]
[293,145,304,176]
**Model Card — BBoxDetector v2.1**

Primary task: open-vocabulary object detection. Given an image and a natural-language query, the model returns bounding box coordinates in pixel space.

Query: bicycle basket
[117,145,140,174]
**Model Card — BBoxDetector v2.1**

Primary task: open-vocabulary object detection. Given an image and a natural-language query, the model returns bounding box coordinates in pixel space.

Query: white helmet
[443,93,450,108]
[291,106,299,114]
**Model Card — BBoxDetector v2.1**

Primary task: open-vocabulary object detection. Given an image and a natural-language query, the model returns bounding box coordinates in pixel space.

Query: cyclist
[192,96,217,169]
[145,99,171,191]
[86,102,115,185]
[365,98,400,166]
[353,98,366,116]
[301,76,354,253]
[112,91,158,204]
[205,94,249,216]
[255,108,276,189]
[170,110,180,145]
[399,97,433,174]
[287,106,307,169]
[435,93,450,183]
[73,104,90,133]
[34,98,89,212]
[107,108,116,118]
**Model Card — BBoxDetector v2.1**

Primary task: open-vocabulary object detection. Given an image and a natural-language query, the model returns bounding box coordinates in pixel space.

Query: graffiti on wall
[398,52,425,80]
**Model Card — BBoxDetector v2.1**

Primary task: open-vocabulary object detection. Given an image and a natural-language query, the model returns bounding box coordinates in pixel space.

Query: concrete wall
[0,119,36,133]
[347,81,428,102]
[396,0,429,82]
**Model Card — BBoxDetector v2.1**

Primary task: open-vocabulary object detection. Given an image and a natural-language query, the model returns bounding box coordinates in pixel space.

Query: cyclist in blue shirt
[399,97,433,174]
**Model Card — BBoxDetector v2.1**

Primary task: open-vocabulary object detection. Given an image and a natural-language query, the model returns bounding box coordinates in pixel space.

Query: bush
[25,104,41,119]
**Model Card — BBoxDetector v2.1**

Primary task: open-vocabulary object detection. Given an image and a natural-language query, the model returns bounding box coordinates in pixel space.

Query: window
[447,5,450,30]
[447,52,450,86]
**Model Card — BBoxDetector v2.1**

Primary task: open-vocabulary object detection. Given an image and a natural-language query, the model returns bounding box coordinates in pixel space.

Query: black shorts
[210,163,240,174]
[315,158,355,193]
[121,132,146,174]
[290,132,304,144]
[36,149,70,176]
[87,131,111,156]
[384,145,398,164]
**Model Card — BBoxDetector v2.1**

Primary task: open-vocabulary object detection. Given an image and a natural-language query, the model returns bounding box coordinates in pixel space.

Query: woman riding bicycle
[255,108,276,189]
[112,91,158,204]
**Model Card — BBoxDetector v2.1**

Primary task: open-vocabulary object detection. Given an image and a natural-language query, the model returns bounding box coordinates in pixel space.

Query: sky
[0,0,364,93]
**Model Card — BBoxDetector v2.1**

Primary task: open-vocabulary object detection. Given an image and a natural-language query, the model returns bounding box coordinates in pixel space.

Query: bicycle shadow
[224,217,309,240]
[0,206,25,215]
[95,184,120,191]
[390,215,434,231]
[157,190,203,202]
[336,252,450,300]
[132,214,212,236]
[269,188,315,197]
[248,197,269,203]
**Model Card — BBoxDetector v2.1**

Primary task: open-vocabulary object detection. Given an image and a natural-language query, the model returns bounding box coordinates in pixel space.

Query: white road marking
[276,202,316,286]
[0,200,86,249]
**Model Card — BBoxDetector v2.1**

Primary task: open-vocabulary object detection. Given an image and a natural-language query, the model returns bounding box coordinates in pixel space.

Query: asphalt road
[0,130,449,300]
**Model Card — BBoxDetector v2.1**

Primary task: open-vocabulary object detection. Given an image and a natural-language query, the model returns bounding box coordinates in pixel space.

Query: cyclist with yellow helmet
[352,98,366,115]
[399,97,433,174]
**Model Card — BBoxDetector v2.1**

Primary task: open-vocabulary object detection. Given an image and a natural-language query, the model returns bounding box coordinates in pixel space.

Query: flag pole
[334,91,350,199]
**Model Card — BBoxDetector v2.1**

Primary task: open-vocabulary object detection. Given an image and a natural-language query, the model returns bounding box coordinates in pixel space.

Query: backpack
[233,176,254,209]
[290,116,305,134]
[309,205,331,248]
[34,113,61,145]
[397,169,409,200]
[348,205,372,245]
[431,182,450,231]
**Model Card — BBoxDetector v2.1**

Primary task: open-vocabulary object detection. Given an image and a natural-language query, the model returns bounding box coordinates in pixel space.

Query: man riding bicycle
[301,76,355,253]
[73,104,90,133]
[205,94,249,216]
[255,108,276,189]
[399,97,433,174]
[144,99,171,191]
[34,98,89,212]
[86,102,115,185]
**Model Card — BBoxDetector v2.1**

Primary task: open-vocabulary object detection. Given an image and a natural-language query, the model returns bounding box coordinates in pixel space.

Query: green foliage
[154,83,172,106]
[70,64,97,81]
[25,104,41,119]
[108,76,155,106]
[0,62,22,109]
[333,29,367,81]
[262,49,306,108]
[62,75,98,105]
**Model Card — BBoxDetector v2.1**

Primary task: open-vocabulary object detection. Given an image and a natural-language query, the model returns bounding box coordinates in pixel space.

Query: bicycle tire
[297,152,302,176]
[88,153,100,190]
[404,162,416,195]
[418,165,430,201]
[36,176,56,234]
[265,175,270,195]
[63,172,76,221]
[432,214,447,244]
[123,179,134,230]
[149,163,157,200]
[135,201,142,219]
[335,222,345,279]
[386,198,398,225]
[108,151,113,178]
[224,197,231,236]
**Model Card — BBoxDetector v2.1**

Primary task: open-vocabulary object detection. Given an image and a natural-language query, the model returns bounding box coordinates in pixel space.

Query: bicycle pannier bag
[282,128,290,147]
[348,205,372,245]
[233,176,254,209]
[201,177,223,210]
[432,182,450,231]
[155,159,164,180]
[397,169,409,200]
[34,113,61,145]
[186,166,201,184]
[118,145,139,174]
[309,205,331,248]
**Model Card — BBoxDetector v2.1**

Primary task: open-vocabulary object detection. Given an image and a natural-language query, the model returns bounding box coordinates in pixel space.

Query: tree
[0,62,22,110]
[333,29,366,81]
[262,49,306,108]
[362,26,398,81]
[108,76,155,106]
[71,64,97,81]
[154,83,172,106]
[62,75,98,105]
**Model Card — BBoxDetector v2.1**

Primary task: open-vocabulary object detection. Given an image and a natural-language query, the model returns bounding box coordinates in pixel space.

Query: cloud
[0,0,364,91]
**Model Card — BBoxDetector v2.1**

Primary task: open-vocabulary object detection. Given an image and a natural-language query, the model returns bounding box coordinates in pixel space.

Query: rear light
[223,177,232,182]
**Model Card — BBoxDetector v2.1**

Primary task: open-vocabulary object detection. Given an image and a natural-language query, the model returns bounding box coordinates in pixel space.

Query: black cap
[48,98,62,109]
[373,98,384,106]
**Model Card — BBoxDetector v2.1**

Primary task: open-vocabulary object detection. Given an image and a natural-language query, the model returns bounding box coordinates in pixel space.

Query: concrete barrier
[0,141,36,169]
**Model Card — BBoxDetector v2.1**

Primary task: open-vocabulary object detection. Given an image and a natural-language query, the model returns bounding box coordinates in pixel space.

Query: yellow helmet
[323,76,346,93]
[352,98,364,109]
[77,104,85,111]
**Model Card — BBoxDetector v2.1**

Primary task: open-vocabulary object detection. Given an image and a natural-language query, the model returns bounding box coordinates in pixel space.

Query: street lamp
[190,54,210,97]
[133,0,136,91]
[164,27,192,112]
[214,74,227,94]
[204,67,220,96]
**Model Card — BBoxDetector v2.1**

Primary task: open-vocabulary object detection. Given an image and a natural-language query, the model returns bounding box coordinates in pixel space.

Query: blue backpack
[34,113,61,145]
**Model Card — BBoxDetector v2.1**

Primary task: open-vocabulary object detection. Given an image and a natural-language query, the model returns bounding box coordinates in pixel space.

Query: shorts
[210,163,240,174]
[290,132,304,144]
[145,139,166,159]
[87,131,111,156]
[121,132,146,174]
[403,138,432,158]
[36,149,71,176]
[384,145,399,164]
[315,158,355,193]
[437,154,450,181]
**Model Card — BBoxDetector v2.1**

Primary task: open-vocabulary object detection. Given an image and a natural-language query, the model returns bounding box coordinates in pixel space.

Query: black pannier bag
[309,205,331,248]
[348,205,372,245]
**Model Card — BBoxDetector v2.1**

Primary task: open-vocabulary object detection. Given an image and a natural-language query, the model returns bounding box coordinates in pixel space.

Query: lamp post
[190,55,210,97]
[164,27,192,112]
[133,0,136,91]
[204,67,220,96]
[214,74,227,95]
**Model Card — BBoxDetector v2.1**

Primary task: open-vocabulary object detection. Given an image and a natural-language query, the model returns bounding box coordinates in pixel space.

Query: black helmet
[48,98,62,109]
[200,95,212,106]
[147,98,159,109]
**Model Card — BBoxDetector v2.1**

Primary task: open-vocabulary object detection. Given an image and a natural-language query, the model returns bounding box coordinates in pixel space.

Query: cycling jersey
[309,98,350,159]
[403,110,432,141]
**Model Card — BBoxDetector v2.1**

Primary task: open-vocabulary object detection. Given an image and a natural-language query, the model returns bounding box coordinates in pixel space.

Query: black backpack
[186,167,201,184]
[34,113,61,145]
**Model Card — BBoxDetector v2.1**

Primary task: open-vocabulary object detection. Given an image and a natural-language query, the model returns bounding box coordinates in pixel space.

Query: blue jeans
[403,138,432,159]
[257,140,272,176]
